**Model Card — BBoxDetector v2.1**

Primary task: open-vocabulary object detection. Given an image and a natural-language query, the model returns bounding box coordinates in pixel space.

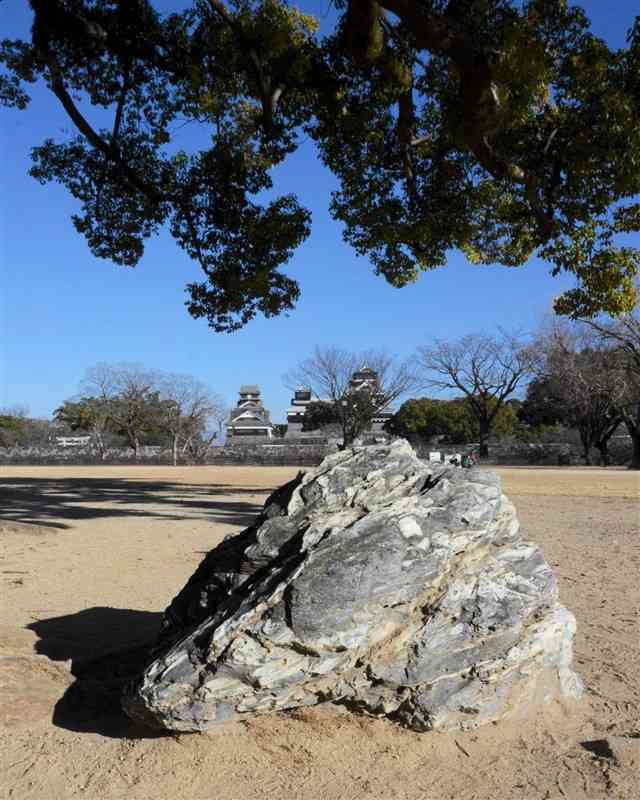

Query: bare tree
[577,311,640,468]
[285,347,417,447]
[210,402,231,441]
[63,363,227,462]
[81,363,162,459]
[533,323,628,465]
[158,374,227,465]
[417,331,535,457]
[181,393,229,464]
[0,405,29,419]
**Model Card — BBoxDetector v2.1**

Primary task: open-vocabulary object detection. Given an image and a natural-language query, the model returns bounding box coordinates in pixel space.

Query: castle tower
[226,385,273,441]
[285,386,314,437]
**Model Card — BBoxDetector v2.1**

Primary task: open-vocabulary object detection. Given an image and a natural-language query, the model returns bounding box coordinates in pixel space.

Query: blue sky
[1,1,638,425]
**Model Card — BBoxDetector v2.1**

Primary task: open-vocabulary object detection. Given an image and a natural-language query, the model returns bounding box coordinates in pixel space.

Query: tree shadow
[28,606,169,739]
[0,476,265,529]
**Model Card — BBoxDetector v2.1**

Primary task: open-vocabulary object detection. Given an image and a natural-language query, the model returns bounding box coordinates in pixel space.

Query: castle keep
[226,385,273,441]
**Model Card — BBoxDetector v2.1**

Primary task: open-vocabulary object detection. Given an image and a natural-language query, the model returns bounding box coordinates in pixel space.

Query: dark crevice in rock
[420,474,442,494]
[282,583,295,632]
[262,472,305,518]
[164,523,314,652]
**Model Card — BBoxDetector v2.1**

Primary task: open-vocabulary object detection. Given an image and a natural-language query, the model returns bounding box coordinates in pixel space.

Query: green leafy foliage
[2,1,639,328]
[55,392,171,449]
[302,400,340,432]
[303,392,385,443]
[519,376,570,428]
[0,414,26,447]
[0,411,59,448]
[386,396,518,444]
[54,397,111,432]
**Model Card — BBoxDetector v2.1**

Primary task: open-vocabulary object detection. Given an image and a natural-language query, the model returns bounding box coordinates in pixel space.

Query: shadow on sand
[28,606,171,739]
[0,476,265,529]
[7,476,270,735]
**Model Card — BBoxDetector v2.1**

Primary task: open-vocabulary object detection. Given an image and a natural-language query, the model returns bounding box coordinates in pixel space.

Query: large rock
[123,440,582,732]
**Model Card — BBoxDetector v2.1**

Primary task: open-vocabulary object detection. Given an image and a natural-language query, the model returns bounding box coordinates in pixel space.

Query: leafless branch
[416,330,535,454]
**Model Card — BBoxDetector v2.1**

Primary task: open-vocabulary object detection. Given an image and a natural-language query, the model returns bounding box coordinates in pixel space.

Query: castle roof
[228,418,272,429]
[352,365,377,378]
[239,384,260,394]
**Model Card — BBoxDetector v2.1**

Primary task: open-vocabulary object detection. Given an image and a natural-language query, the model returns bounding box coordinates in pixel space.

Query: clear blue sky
[1,1,638,424]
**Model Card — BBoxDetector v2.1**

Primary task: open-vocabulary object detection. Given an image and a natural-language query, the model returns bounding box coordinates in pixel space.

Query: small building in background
[226,385,274,442]
[285,386,315,438]
[55,435,92,448]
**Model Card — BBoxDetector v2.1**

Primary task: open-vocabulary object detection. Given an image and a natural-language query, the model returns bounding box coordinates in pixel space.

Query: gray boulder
[123,440,582,732]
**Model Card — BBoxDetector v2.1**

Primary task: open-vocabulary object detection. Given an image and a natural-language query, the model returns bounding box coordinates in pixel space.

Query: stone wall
[0,443,331,467]
[0,445,168,465]
[207,443,330,466]
[0,434,633,467]
[411,436,633,466]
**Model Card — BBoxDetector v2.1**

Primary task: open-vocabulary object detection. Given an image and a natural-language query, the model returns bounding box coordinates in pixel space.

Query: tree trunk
[630,430,640,470]
[172,434,178,467]
[622,402,640,469]
[595,440,610,466]
[92,429,107,461]
[341,417,357,449]
[594,417,621,467]
[629,428,640,469]
[341,430,354,450]
[133,434,140,461]
[578,428,592,465]
[478,421,490,459]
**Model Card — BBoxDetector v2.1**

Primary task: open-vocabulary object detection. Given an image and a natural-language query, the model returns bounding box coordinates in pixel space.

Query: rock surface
[123,440,582,732]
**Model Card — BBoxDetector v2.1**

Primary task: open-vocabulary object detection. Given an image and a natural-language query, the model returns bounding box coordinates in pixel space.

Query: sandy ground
[1,464,638,800]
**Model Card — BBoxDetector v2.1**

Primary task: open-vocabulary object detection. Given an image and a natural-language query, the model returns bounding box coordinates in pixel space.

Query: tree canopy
[0,408,60,449]
[302,400,341,433]
[386,395,517,444]
[3,1,639,330]
[0,412,28,448]
[55,390,171,454]
[518,375,569,428]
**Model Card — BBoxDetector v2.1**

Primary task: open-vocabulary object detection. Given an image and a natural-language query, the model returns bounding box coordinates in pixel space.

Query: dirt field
[1,464,638,800]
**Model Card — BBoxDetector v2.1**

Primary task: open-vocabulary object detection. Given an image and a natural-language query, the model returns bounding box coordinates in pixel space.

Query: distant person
[461,451,477,468]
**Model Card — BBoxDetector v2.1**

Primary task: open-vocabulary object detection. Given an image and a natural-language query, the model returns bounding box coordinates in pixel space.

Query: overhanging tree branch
[46,59,165,205]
